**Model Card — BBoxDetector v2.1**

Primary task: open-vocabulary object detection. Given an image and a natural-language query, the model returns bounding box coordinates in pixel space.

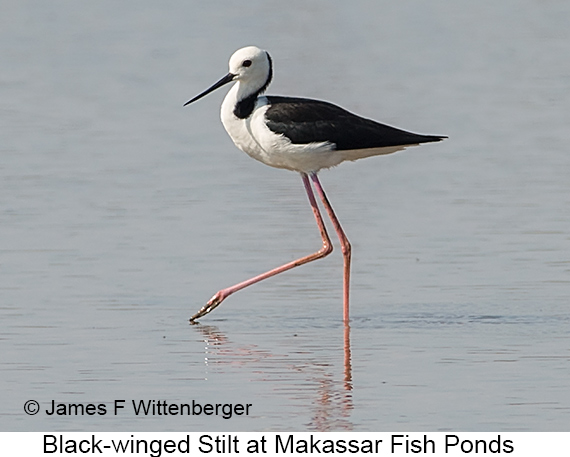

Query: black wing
[265,96,445,150]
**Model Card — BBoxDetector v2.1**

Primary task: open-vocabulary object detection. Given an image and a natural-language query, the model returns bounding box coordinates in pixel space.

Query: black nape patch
[234,94,257,119]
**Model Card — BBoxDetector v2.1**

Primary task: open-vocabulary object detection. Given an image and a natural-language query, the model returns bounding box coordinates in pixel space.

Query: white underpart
[221,85,407,173]
[221,91,336,173]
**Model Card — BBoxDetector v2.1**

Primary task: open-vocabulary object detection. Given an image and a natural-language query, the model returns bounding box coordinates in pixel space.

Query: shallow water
[1,0,569,431]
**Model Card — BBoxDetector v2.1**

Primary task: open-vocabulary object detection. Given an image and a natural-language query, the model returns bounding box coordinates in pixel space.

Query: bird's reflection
[192,321,354,431]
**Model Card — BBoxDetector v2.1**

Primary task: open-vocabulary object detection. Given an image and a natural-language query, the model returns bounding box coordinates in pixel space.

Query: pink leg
[310,173,351,323]
[190,173,333,322]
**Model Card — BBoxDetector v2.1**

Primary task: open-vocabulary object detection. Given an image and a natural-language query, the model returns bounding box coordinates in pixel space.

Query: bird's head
[184,46,272,106]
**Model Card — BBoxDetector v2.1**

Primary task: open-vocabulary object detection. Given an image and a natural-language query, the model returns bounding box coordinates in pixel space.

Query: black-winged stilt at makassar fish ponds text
[184,46,446,323]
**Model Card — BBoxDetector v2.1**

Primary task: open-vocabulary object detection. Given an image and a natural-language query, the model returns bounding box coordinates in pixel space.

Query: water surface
[1,0,569,431]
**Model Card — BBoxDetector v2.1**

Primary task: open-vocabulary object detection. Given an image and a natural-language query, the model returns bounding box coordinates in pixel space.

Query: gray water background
[1,0,569,431]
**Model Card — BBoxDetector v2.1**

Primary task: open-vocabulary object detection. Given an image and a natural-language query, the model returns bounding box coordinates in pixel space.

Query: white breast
[220,86,338,173]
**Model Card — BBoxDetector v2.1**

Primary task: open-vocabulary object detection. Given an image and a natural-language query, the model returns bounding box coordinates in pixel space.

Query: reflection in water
[192,323,353,431]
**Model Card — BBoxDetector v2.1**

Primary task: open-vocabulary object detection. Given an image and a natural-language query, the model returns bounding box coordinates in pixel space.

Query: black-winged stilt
[185,46,446,323]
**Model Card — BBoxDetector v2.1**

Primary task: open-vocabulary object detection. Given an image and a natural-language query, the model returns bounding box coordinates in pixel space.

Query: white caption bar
[0,432,568,456]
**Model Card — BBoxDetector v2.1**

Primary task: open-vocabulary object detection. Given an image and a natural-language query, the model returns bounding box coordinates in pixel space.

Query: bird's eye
[242,60,252,67]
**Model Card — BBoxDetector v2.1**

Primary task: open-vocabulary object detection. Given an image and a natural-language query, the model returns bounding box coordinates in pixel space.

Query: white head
[184,46,273,106]
[228,46,272,92]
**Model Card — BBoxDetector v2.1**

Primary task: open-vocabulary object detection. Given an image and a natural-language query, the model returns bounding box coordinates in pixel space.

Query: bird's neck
[226,62,272,120]
[225,81,261,120]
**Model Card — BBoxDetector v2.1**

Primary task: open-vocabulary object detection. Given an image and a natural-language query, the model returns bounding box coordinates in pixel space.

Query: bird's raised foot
[189,291,226,323]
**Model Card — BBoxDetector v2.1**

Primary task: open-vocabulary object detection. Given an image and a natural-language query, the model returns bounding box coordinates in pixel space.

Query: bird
[184,46,446,323]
